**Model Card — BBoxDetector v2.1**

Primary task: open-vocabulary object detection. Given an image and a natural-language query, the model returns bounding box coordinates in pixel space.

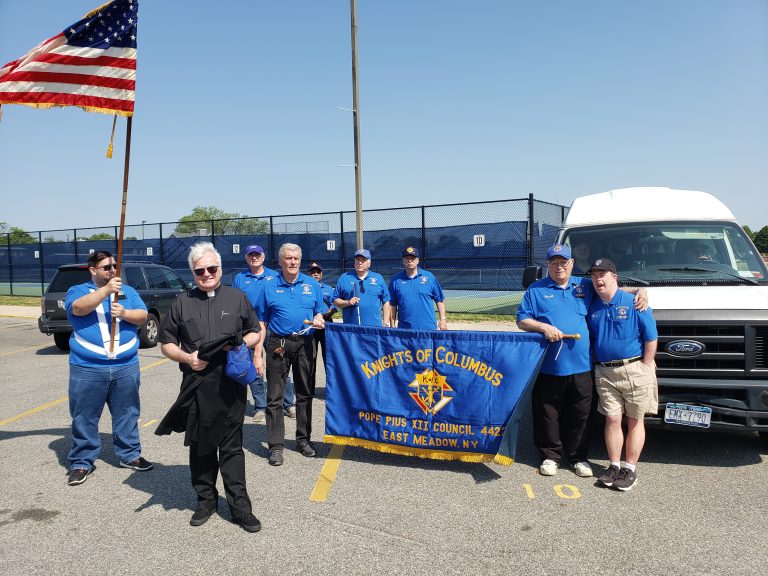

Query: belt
[271,333,307,341]
[599,357,642,368]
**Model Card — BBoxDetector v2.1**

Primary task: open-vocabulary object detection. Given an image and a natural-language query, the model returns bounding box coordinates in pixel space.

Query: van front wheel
[139,313,159,348]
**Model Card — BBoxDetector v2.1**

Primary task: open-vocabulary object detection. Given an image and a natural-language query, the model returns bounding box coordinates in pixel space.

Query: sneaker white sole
[616,479,638,492]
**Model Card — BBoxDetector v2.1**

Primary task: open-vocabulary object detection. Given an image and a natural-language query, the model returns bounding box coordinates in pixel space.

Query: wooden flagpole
[109,115,133,353]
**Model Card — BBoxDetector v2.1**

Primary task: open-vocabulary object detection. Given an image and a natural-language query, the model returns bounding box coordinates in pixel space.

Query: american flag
[0,0,139,116]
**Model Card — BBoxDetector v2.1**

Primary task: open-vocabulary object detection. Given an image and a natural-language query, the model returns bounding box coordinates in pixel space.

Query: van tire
[139,313,159,348]
[54,332,71,351]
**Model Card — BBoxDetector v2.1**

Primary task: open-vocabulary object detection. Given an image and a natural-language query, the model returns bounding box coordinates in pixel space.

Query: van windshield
[563,222,767,284]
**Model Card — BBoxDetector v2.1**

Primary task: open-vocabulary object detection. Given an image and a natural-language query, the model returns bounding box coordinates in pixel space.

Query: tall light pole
[141,220,146,241]
[350,0,364,250]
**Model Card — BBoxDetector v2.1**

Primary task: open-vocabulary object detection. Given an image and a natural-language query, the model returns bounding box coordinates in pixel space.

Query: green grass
[0,295,39,307]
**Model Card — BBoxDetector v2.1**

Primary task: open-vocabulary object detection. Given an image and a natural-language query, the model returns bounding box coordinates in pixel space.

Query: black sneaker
[283,406,297,419]
[613,467,638,491]
[297,442,317,458]
[237,513,262,533]
[268,448,284,466]
[119,456,154,471]
[190,501,217,527]
[598,464,621,487]
[67,467,92,486]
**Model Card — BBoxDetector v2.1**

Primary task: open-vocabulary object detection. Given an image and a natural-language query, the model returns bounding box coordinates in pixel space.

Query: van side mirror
[522,266,543,288]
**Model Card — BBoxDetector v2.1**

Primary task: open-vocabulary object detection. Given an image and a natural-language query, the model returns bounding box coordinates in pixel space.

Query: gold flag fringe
[324,435,514,466]
[0,101,133,117]
[84,1,115,19]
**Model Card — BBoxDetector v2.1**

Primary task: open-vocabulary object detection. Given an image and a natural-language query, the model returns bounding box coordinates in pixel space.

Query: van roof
[563,187,737,228]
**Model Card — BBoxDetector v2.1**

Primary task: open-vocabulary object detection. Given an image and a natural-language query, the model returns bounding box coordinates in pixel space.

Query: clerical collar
[206,289,216,298]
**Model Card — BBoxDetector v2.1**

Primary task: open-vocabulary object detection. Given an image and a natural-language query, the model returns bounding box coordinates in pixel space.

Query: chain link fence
[0,195,567,315]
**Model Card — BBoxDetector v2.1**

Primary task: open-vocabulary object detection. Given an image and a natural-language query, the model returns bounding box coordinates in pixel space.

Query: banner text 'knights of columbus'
[324,324,547,465]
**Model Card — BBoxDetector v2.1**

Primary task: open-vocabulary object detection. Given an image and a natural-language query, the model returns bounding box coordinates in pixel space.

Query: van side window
[123,266,147,290]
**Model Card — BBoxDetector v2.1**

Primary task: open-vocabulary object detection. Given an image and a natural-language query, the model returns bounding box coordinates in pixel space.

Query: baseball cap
[402,246,419,258]
[354,249,371,260]
[588,258,617,274]
[244,245,264,256]
[308,262,323,272]
[546,244,572,260]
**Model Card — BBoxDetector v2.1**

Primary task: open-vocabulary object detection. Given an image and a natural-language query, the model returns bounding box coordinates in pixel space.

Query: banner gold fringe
[0,101,133,117]
[324,435,514,466]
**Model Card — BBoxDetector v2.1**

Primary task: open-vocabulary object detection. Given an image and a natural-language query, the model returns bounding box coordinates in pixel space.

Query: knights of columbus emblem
[408,369,454,415]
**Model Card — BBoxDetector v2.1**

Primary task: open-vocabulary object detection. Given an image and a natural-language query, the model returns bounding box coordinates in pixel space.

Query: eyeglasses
[96,264,117,271]
[193,266,220,276]
[548,260,571,268]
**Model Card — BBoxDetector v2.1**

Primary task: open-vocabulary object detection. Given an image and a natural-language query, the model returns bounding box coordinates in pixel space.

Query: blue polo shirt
[516,275,594,376]
[256,273,325,336]
[334,271,390,326]
[65,281,147,367]
[231,266,279,313]
[388,268,445,330]
[318,282,335,314]
[587,289,657,363]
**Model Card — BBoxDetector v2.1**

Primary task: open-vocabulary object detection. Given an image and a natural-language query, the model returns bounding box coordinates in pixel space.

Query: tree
[174,206,269,235]
[86,232,116,240]
[753,226,768,253]
[743,225,754,240]
[0,222,37,244]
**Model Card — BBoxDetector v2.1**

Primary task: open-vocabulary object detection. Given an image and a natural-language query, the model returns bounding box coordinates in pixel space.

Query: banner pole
[110,115,133,353]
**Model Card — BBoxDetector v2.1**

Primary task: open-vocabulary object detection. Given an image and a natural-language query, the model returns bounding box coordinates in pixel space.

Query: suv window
[48,268,90,291]
[163,269,187,290]
[124,266,147,290]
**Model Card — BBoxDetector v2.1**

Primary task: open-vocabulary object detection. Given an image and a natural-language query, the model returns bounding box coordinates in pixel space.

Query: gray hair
[187,242,222,270]
[278,243,302,259]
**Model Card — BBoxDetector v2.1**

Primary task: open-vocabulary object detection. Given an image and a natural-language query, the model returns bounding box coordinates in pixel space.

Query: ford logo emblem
[666,340,705,357]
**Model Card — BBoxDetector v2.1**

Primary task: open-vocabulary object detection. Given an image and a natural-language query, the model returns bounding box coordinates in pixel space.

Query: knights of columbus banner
[324,323,547,465]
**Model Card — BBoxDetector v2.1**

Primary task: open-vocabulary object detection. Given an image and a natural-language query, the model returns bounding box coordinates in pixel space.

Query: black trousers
[264,333,315,449]
[189,423,251,521]
[310,322,329,388]
[531,371,593,463]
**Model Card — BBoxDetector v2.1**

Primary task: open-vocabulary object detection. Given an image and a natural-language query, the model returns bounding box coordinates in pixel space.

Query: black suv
[38,262,188,351]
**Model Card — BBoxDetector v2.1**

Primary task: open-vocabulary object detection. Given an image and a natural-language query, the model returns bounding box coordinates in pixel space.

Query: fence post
[74,228,79,262]
[6,233,13,296]
[339,211,345,271]
[527,193,534,266]
[38,231,45,297]
[420,205,426,265]
[269,216,275,269]
[159,223,165,265]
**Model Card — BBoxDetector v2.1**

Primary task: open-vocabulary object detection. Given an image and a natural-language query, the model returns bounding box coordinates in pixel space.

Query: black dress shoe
[237,513,262,533]
[297,442,317,458]
[190,501,217,526]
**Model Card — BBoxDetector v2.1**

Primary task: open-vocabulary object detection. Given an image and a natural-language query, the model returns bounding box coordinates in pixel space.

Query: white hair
[187,242,222,270]
[278,243,302,259]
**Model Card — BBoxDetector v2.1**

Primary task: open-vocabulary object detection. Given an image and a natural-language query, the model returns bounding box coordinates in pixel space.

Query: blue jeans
[68,362,142,470]
[249,373,294,411]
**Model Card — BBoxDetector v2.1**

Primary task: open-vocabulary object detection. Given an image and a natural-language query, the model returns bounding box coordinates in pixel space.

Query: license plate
[664,403,712,428]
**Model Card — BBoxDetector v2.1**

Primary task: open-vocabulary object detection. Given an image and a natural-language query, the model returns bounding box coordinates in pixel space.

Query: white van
[530,187,768,438]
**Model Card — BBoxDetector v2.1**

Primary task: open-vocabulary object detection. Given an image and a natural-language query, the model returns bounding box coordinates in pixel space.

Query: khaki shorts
[595,361,658,419]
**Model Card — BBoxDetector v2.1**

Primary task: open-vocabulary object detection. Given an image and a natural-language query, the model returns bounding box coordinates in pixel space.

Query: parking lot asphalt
[0,308,766,576]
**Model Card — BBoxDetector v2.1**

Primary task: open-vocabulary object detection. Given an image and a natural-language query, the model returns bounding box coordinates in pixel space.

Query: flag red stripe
[35,52,136,70]
[1,71,135,91]
[0,91,133,112]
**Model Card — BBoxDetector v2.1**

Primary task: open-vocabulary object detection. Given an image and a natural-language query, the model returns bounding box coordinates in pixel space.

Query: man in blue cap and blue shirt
[389,246,447,330]
[333,249,391,327]
[517,244,646,478]
[232,244,296,422]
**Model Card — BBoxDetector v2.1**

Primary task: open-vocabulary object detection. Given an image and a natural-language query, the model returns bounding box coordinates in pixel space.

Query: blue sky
[1,0,766,233]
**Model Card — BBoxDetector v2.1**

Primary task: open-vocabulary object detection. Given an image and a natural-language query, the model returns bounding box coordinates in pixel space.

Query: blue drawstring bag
[225,343,256,386]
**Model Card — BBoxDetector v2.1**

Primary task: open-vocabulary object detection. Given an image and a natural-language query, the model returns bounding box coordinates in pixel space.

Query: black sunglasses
[193,266,220,276]
[96,264,117,271]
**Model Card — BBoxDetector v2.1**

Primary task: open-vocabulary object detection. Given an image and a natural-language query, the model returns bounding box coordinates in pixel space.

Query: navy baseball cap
[308,262,323,272]
[354,249,371,260]
[402,246,419,258]
[546,244,572,260]
[244,245,264,256]
[588,258,617,274]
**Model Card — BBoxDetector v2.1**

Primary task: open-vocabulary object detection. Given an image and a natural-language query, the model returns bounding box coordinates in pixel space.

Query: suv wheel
[139,313,159,348]
[54,332,71,351]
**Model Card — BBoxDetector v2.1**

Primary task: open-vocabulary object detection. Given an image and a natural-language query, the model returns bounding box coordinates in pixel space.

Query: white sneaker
[570,461,593,477]
[539,459,558,476]
[253,410,266,423]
